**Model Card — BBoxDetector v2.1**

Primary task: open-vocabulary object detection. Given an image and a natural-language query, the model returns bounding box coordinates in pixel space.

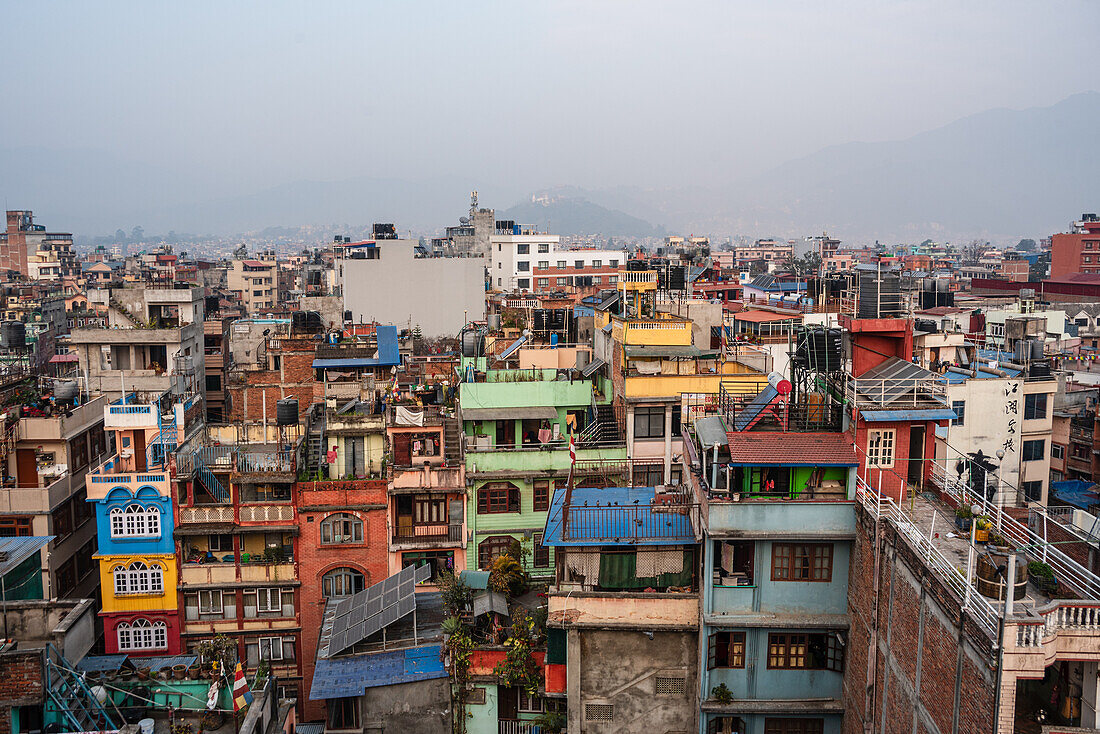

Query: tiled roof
[724,432,858,466]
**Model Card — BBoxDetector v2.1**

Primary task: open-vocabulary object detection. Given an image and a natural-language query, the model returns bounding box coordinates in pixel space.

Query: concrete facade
[340,240,485,337]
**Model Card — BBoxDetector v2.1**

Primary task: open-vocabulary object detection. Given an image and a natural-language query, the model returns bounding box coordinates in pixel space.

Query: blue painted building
[684,393,859,734]
[93,485,176,557]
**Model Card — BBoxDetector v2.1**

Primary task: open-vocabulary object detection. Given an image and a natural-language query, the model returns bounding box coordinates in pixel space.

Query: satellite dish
[460,217,470,224]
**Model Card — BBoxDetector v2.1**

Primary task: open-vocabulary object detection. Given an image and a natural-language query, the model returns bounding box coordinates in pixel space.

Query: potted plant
[954,505,973,531]
[1028,561,1057,595]
[172,664,188,680]
[711,682,733,704]
[441,616,462,642]
[973,517,991,543]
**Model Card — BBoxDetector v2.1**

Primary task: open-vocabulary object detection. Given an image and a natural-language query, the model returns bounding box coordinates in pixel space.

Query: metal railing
[854,475,1000,637]
[931,469,1100,601]
[238,450,295,474]
[499,722,538,734]
[718,387,844,433]
[847,374,946,407]
[392,523,463,543]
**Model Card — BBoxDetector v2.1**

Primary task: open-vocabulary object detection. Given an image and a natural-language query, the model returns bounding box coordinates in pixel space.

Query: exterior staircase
[45,645,121,731]
[109,296,145,328]
[443,417,463,464]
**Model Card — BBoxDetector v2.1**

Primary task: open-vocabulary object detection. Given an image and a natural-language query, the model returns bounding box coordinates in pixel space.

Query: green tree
[1017,238,1037,252]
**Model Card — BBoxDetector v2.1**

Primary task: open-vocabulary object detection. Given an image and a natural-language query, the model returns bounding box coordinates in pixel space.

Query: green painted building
[460,369,627,577]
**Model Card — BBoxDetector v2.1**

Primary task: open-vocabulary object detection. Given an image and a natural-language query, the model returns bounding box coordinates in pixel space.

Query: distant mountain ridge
[499,195,667,238]
[2,92,1098,242]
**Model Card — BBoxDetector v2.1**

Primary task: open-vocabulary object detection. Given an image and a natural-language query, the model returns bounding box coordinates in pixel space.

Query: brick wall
[844,505,998,734]
[228,339,319,423]
[0,649,45,734]
[295,479,389,721]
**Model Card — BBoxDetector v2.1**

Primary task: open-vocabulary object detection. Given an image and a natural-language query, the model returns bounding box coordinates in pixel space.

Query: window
[328,698,359,730]
[538,261,549,269]
[257,588,282,612]
[113,561,164,596]
[554,277,568,286]
[633,464,682,487]
[0,517,32,537]
[708,631,746,668]
[517,278,530,290]
[206,374,222,392]
[608,275,618,284]
[402,550,454,579]
[1022,439,1045,462]
[533,480,550,512]
[259,637,285,661]
[117,618,168,651]
[537,243,550,253]
[478,535,516,569]
[866,430,895,468]
[1021,480,1043,502]
[516,244,529,254]
[557,260,567,268]
[537,278,549,287]
[633,405,666,439]
[593,276,602,284]
[516,261,530,272]
[1052,444,1065,460]
[518,690,543,713]
[253,290,263,297]
[321,513,363,544]
[533,532,549,568]
[592,260,602,267]
[709,718,748,734]
[198,590,223,614]
[209,534,234,552]
[322,568,365,598]
[764,719,824,734]
[714,540,755,584]
[771,544,833,582]
[109,504,161,538]
[951,400,965,426]
[654,676,686,695]
[1024,393,1048,420]
[610,259,619,268]
[477,483,520,514]
[767,633,844,671]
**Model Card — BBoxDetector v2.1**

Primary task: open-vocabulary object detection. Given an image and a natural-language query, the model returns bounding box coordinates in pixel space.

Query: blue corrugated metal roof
[1051,480,1100,510]
[76,655,129,673]
[309,644,446,700]
[459,570,490,590]
[0,536,53,577]
[543,486,696,547]
[860,409,956,422]
[296,725,325,734]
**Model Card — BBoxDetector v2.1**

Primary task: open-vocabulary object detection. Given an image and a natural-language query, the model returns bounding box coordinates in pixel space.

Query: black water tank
[669,266,686,290]
[276,398,299,426]
[1,321,25,350]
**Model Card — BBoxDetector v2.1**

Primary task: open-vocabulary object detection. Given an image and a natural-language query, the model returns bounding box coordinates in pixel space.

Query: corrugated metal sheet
[76,654,129,673]
[141,655,198,672]
[859,409,956,422]
[309,644,446,700]
[0,536,53,577]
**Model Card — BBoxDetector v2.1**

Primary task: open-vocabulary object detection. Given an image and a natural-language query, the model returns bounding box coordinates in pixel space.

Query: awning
[49,354,79,364]
[472,591,509,618]
[310,645,446,699]
[314,358,380,369]
[581,358,606,377]
[694,416,729,448]
[462,407,558,421]
[860,409,956,422]
[624,345,718,359]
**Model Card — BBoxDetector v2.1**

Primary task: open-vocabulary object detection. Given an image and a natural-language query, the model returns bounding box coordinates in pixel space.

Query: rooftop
[543,485,700,546]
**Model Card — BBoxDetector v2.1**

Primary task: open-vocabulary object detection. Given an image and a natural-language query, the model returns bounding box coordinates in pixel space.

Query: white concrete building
[340,239,486,338]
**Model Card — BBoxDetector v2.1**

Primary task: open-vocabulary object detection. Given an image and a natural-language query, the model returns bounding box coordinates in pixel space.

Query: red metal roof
[242,260,269,267]
[725,432,858,465]
[49,354,79,364]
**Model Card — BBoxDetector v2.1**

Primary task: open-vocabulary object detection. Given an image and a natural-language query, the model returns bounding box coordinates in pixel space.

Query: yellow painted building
[97,553,178,613]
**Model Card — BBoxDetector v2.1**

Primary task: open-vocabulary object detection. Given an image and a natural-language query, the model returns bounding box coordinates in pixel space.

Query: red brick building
[295,478,390,721]
[1051,217,1100,279]
[227,335,319,423]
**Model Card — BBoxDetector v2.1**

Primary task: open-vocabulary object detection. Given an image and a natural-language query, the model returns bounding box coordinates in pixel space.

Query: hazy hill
[499,196,666,238]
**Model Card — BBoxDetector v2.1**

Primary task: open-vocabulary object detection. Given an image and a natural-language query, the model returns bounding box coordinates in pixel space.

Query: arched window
[478,535,517,569]
[113,561,164,596]
[109,504,161,538]
[117,618,168,651]
[320,513,363,544]
[477,482,520,514]
[322,568,365,598]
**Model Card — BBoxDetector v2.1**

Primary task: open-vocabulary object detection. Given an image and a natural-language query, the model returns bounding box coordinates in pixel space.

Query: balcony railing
[392,524,463,543]
[237,451,295,474]
[498,722,537,734]
[1013,601,1100,648]
[562,497,700,543]
[846,374,946,408]
[716,387,845,433]
[617,270,658,284]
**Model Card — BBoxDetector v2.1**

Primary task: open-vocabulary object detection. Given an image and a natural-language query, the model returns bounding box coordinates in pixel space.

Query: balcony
[17,395,107,441]
[86,458,171,500]
[235,450,295,476]
[391,523,463,547]
[0,473,76,514]
[616,269,658,289]
[181,563,237,585]
[1006,601,1100,674]
[240,562,296,583]
[390,465,465,492]
[547,590,698,630]
[179,505,234,524]
[239,504,295,524]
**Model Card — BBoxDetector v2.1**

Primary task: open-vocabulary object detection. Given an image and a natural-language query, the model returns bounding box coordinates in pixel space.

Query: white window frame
[110,503,160,538]
[259,636,284,661]
[113,561,165,596]
[257,588,282,613]
[867,429,896,468]
[198,589,223,614]
[518,690,543,713]
[117,618,168,651]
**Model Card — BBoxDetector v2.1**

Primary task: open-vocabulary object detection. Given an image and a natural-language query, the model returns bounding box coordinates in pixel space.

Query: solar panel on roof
[325,563,434,656]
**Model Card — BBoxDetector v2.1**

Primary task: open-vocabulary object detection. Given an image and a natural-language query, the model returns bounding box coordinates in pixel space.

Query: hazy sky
[3,0,1097,201]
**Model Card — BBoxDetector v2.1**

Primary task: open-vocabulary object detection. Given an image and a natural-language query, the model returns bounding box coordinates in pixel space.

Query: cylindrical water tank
[1031,339,1044,360]
[461,330,482,358]
[1,321,25,350]
[976,552,1028,601]
[487,313,501,331]
[575,351,590,371]
[276,398,299,426]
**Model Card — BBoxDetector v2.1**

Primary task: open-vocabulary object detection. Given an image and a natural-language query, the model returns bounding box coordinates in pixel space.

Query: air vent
[585,703,614,721]
[655,676,686,696]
